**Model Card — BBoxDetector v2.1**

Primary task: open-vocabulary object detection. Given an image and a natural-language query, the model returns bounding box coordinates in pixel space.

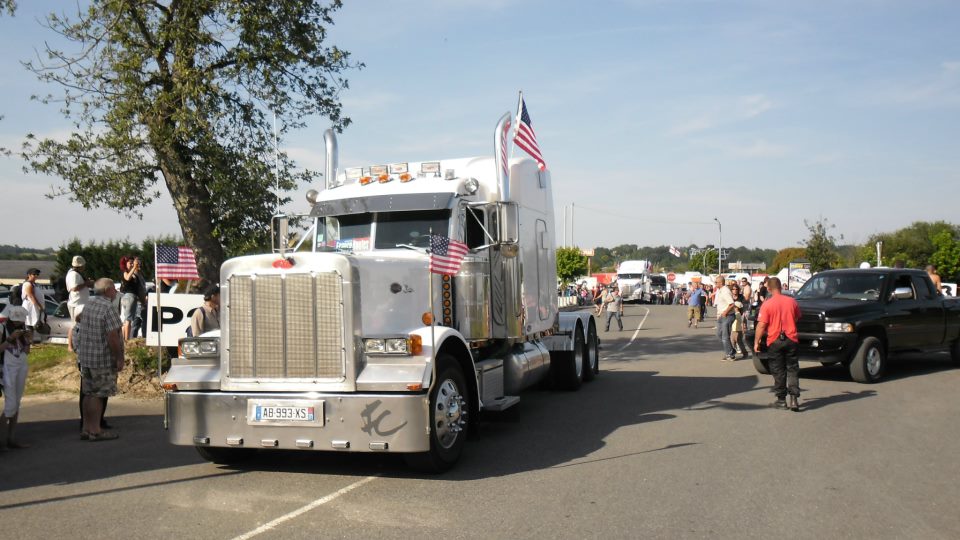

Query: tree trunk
[154,143,225,285]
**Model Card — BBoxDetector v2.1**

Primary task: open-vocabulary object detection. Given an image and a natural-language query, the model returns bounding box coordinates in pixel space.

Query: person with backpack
[189,284,220,337]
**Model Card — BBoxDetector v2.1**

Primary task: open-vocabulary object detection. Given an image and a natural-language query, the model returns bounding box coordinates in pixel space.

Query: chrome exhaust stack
[324,128,339,190]
[494,112,511,201]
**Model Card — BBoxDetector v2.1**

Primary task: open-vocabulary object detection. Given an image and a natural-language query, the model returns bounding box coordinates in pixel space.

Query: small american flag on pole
[513,95,546,171]
[429,235,469,275]
[156,246,200,280]
[669,245,682,258]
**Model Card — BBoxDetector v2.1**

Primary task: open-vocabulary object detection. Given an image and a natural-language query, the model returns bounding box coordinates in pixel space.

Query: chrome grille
[227,272,345,380]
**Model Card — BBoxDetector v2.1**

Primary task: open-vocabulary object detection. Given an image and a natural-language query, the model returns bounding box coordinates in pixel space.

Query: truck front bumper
[166,391,430,453]
[797,332,858,364]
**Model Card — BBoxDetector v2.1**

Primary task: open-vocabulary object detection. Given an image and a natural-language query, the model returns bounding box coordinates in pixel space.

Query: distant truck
[616,260,652,303]
[162,118,600,472]
[748,269,960,383]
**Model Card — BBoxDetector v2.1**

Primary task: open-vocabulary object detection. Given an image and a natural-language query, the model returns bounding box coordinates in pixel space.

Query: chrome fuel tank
[503,341,550,394]
[455,259,491,340]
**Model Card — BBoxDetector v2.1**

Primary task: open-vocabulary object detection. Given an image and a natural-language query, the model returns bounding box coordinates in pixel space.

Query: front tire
[405,355,470,473]
[849,336,885,383]
[195,446,256,465]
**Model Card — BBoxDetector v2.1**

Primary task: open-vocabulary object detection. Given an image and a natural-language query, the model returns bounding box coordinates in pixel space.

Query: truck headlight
[180,337,220,358]
[824,322,855,333]
[362,335,422,355]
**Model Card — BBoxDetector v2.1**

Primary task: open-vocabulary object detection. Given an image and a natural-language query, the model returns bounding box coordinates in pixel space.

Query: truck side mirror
[890,286,913,301]
[271,215,289,254]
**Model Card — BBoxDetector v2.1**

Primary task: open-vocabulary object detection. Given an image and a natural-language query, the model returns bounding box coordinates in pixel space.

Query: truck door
[885,273,929,350]
[910,274,945,346]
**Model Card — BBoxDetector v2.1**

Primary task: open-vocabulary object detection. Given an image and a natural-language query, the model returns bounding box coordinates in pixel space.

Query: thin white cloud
[341,91,403,113]
[870,60,960,108]
[668,93,775,136]
[730,139,791,158]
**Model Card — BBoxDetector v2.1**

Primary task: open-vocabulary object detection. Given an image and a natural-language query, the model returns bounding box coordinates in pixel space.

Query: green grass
[27,343,74,371]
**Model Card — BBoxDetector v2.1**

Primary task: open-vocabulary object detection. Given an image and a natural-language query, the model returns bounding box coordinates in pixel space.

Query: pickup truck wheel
[551,325,584,391]
[849,336,885,383]
[583,319,599,382]
[753,354,769,375]
[195,446,256,465]
[405,355,469,473]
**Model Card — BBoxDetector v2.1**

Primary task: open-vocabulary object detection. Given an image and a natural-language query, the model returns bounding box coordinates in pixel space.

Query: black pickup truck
[749,269,960,383]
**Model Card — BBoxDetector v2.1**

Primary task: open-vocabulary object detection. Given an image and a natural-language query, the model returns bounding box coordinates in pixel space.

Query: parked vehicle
[747,269,960,383]
[163,120,600,471]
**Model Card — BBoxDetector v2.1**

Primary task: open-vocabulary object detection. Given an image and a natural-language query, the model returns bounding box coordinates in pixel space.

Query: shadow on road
[200,370,761,480]
[0,407,204,495]
[799,353,957,383]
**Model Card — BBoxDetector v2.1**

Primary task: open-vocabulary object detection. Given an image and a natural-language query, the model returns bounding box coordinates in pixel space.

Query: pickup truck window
[911,275,937,299]
[796,273,884,301]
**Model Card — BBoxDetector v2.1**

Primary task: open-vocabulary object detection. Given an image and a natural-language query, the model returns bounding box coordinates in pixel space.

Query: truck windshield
[796,273,885,301]
[649,276,667,286]
[374,210,450,249]
[321,210,450,251]
[324,214,373,251]
[618,273,644,280]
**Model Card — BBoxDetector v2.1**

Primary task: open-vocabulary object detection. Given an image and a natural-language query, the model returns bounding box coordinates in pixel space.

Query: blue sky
[1,0,958,252]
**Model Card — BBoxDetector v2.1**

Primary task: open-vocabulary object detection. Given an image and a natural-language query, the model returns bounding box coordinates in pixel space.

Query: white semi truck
[162,115,599,471]
[616,260,653,302]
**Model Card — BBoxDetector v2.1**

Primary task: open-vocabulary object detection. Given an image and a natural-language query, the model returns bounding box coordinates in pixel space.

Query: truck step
[483,395,520,412]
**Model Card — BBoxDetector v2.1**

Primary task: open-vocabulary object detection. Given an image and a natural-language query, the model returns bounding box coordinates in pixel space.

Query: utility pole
[714,217,722,275]
[571,203,575,247]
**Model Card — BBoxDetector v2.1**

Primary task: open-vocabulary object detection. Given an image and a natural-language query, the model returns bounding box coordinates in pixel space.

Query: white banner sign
[146,293,205,347]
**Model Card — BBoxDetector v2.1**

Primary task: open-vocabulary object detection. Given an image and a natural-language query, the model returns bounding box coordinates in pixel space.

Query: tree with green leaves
[22,1,360,282]
[770,247,807,273]
[0,0,14,15]
[688,249,718,274]
[859,221,958,269]
[804,218,840,272]
[930,230,960,282]
[556,247,588,285]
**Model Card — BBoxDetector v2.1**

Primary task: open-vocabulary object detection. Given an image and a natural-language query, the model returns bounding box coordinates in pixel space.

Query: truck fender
[545,311,594,352]
[408,326,480,407]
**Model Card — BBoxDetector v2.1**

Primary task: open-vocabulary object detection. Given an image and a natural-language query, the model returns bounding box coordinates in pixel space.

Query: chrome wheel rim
[866,347,882,377]
[434,378,465,449]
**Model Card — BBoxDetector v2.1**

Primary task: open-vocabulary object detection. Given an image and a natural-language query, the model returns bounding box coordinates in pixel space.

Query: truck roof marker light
[421,161,441,176]
[360,176,374,185]
[399,173,413,182]
[378,174,391,183]
[422,312,433,325]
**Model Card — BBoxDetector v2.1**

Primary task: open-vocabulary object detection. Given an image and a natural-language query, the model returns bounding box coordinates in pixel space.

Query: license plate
[247,400,324,426]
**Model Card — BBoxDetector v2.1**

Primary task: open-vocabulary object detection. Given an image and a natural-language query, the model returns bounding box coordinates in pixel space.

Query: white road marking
[619,307,650,351]
[232,475,378,540]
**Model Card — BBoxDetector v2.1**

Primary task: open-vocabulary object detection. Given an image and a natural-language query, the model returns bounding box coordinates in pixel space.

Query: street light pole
[713,217,722,275]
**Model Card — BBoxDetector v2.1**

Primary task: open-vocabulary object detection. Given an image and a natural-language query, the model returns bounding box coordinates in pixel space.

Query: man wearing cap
[66,255,94,321]
[1,305,32,449]
[21,268,45,333]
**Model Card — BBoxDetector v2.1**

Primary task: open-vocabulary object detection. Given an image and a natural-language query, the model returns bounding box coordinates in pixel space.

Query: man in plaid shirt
[77,278,124,441]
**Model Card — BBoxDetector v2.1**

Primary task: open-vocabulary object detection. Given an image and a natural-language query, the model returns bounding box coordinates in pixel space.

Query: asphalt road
[3,304,960,539]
